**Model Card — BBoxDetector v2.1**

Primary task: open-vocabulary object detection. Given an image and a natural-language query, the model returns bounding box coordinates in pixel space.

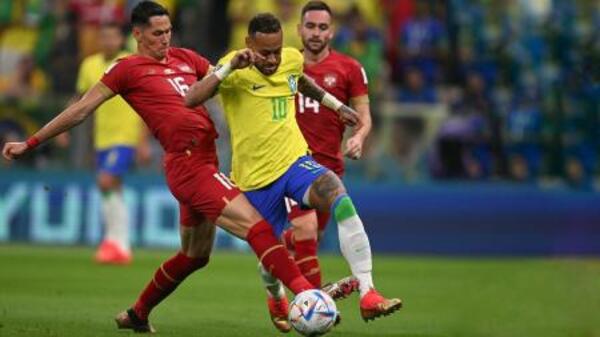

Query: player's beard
[304,38,328,55]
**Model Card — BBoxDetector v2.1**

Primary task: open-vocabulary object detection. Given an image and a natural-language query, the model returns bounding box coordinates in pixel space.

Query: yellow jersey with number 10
[217,47,308,191]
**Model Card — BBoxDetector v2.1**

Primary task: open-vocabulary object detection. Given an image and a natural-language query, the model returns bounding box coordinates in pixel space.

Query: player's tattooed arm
[298,75,359,127]
[297,75,326,101]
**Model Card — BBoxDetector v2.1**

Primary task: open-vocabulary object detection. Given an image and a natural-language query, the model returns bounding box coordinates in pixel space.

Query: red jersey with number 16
[100,47,218,163]
[295,50,368,176]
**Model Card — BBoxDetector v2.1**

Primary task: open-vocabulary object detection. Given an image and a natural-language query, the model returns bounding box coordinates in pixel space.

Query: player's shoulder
[101,53,142,76]
[329,50,362,68]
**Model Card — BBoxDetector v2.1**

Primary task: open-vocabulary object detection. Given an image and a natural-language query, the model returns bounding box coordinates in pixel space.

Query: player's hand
[344,136,364,160]
[231,49,263,70]
[338,105,359,127]
[2,142,29,161]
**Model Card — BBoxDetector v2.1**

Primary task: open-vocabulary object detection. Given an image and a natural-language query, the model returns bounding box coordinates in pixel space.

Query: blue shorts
[96,146,135,176]
[245,155,328,236]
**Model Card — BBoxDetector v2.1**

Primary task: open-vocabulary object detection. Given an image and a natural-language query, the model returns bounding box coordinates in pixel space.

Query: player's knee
[310,172,346,208]
[97,173,121,192]
[225,194,263,228]
[292,216,318,241]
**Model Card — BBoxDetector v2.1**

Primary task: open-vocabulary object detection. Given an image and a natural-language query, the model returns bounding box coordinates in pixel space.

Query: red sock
[133,252,208,320]
[247,220,313,294]
[281,228,295,251]
[295,238,321,288]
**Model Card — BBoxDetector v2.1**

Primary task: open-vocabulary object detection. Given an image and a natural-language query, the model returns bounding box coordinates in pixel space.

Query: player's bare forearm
[350,100,372,140]
[185,74,220,107]
[298,75,359,126]
[3,84,109,160]
[35,84,110,144]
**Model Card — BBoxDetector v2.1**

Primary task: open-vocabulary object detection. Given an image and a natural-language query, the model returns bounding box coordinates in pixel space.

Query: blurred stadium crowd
[0,0,598,189]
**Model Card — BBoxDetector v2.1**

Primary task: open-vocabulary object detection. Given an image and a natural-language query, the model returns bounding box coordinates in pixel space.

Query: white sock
[333,195,374,297]
[101,191,130,252]
[258,263,285,299]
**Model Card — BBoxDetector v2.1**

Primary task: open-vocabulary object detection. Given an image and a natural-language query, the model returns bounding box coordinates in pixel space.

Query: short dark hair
[301,1,332,18]
[131,1,169,27]
[248,13,281,36]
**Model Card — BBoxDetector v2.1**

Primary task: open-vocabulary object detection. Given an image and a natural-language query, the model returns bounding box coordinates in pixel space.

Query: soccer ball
[288,289,338,336]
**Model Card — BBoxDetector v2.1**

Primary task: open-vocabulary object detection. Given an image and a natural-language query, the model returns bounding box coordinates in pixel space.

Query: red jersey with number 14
[100,47,218,163]
[295,50,368,176]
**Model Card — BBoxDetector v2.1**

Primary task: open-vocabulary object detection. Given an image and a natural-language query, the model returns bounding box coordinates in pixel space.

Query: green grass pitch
[1,244,599,337]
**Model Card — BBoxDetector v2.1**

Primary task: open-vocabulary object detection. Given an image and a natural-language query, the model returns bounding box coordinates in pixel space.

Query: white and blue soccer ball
[288,289,338,336]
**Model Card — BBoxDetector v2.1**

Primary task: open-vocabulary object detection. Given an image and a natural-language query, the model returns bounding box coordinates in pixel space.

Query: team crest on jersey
[324,74,337,88]
[288,75,298,93]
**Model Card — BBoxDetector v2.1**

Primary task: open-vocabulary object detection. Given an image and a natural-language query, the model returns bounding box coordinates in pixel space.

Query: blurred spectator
[68,0,125,58]
[430,72,502,179]
[560,92,597,190]
[397,1,446,84]
[396,67,437,103]
[504,87,543,182]
[46,0,79,94]
[0,15,39,87]
[334,5,383,95]
[2,55,48,101]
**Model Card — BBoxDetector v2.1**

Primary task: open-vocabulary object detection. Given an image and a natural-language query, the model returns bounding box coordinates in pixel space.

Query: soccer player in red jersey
[2,1,338,333]
[286,0,373,274]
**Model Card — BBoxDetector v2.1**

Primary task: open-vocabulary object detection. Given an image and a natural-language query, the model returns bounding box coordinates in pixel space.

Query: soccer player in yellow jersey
[76,23,149,264]
[185,13,401,329]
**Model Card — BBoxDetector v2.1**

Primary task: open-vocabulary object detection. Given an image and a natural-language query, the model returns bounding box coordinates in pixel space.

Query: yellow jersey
[217,47,308,191]
[76,51,143,150]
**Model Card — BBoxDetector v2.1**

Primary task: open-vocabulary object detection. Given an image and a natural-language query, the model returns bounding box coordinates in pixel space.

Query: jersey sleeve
[75,59,91,94]
[347,59,369,98]
[185,48,211,79]
[100,59,128,95]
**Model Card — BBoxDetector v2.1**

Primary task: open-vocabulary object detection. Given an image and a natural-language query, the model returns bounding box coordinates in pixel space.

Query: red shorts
[164,152,240,225]
[285,197,331,232]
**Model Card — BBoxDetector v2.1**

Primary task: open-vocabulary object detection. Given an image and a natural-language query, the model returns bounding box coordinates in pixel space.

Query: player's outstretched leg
[116,218,214,333]
[116,251,210,332]
[307,171,403,321]
[333,194,402,320]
